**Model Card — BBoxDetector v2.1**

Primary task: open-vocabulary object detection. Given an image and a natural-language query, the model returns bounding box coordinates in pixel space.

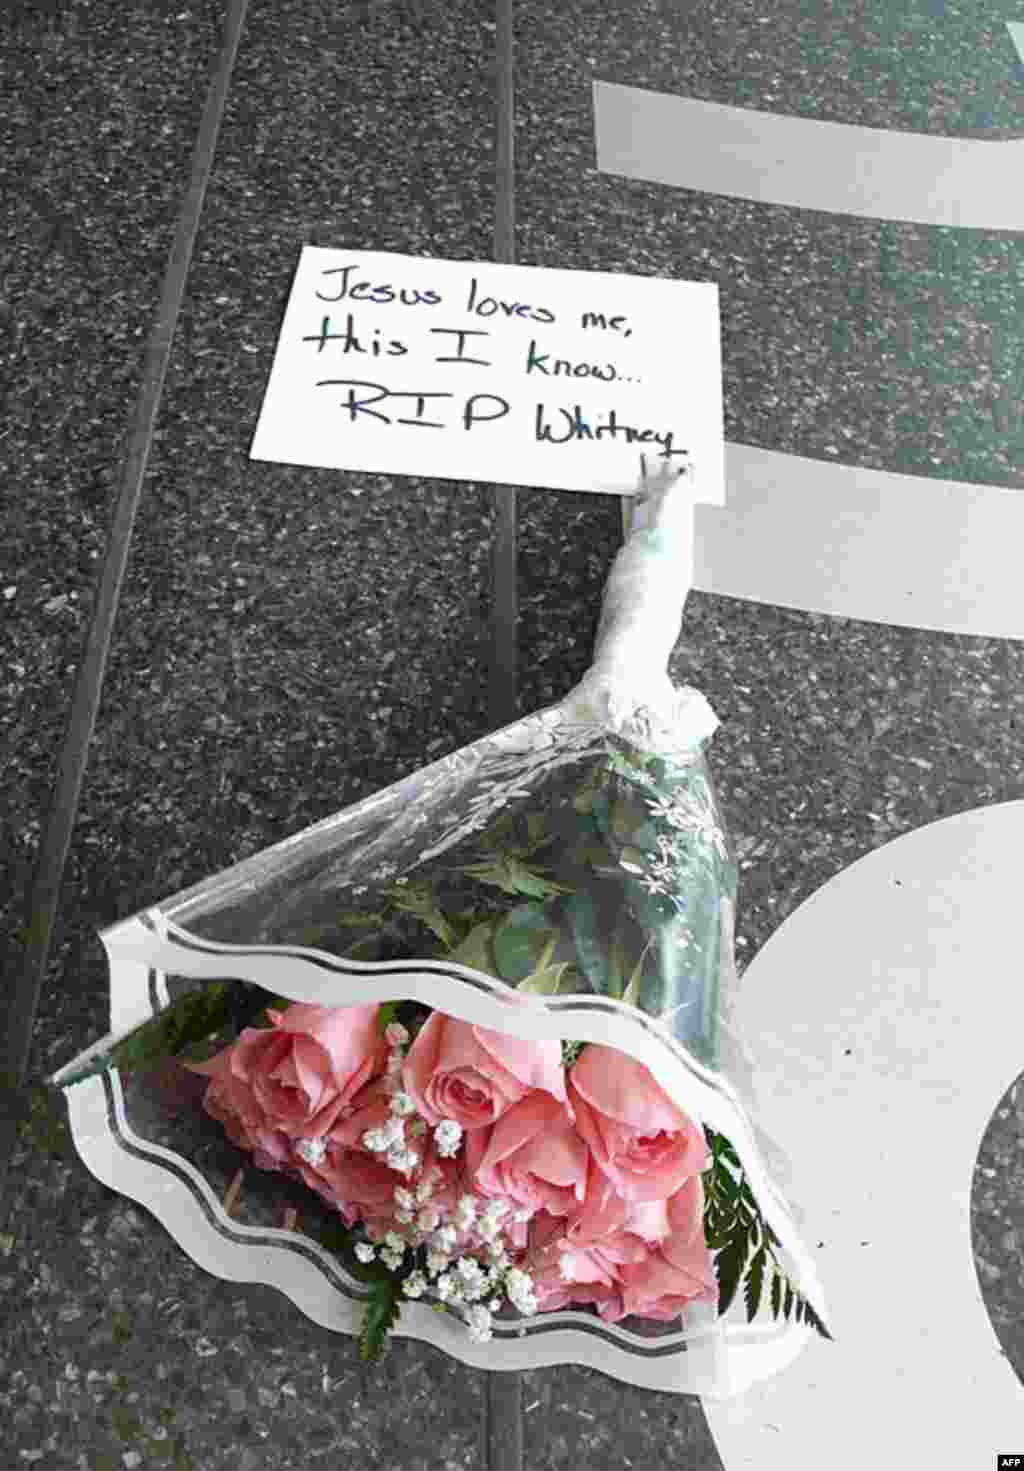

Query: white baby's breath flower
[503,1268,538,1316]
[362,1128,386,1152]
[383,1232,407,1254]
[380,1250,404,1272]
[434,1273,458,1303]
[455,1261,488,1301]
[415,1176,435,1203]
[389,1092,415,1117]
[387,1147,420,1175]
[432,1225,458,1252]
[503,1267,532,1297]
[481,1198,508,1221]
[558,1251,575,1282]
[293,1137,327,1167]
[426,1248,451,1276]
[463,1304,493,1343]
[433,1120,463,1158]
[353,1242,376,1264]
[402,1272,427,1299]
[381,1117,406,1146]
[475,1215,500,1241]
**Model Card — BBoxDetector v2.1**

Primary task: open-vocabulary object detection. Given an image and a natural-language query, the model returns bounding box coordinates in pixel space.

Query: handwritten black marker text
[314,378,686,460]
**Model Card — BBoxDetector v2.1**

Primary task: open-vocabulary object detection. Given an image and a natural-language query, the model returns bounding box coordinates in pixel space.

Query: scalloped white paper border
[53,912,824,1397]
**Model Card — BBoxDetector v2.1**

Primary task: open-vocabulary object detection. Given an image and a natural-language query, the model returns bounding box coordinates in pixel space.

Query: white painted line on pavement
[696,444,1024,639]
[706,801,1024,1466]
[593,81,1024,230]
[1007,19,1024,62]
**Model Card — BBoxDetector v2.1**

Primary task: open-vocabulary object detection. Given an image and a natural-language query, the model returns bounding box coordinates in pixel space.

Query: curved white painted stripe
[593,81,1024,230]
[705,801,1024,1465]
[696,443,1024,638]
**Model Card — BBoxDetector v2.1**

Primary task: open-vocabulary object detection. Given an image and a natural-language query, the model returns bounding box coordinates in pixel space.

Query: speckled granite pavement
[2,0,1023,1466]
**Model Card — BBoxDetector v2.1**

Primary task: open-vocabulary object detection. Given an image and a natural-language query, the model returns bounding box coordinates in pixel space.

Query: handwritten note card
[250,247,725,503]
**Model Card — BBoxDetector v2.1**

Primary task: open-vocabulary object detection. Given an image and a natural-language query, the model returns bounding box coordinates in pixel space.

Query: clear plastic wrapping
[51,460,829,1396]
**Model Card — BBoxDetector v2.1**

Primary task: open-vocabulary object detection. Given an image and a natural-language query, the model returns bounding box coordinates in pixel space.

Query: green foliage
[459,852,574,901]
[515,936,574,996]
[375,1001,402,1034]
[334,908,387,927]
[474,807,558,860]
[358,1275,405,1362]
[56,980,288,1090]
[381,879,461,948]
[560,1039,586,1068]
[108,983,231,1076]
[446,918,501,974]
[703,1127,833,1341]
[492,902,557,983]
[562,890,612,995]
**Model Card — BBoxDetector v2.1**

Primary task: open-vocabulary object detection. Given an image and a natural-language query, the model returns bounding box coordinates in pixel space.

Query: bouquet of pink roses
[51,458,830,1394]
[177,996,721,1354]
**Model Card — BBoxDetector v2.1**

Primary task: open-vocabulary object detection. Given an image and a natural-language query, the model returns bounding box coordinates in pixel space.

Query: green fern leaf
[799,1298,835,1342]
[375,1002,401,1035]
[358,1277,404,1362]
[713,1237,748,1318]
[446,918,500,974]
[743,1244,767,1324]
[381,881,458,948]
[460,853,573,900]
[770,1271,783,1319]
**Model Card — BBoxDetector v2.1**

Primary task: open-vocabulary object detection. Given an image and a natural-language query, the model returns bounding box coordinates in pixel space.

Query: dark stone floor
[2,0,1022,1466]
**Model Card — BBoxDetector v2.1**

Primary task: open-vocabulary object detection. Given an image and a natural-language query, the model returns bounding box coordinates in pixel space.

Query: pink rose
[293,1079,467,1235]
[566,1157,675,1244]
[463,1092,589,1221]
[198,1075,293,1172]
[184,1002,388,1140]
[290,1081,408,1226]
[402,1012,565,1131]
[618,1174,718,1320]
[521,1210,648,1324]
[567,1045,709,1202]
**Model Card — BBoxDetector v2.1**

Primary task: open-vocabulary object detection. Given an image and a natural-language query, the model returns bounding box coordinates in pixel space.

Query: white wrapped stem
[561,458,697,735]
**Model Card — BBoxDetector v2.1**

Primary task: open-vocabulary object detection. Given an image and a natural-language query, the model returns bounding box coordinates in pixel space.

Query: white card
[250,247,725,503]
